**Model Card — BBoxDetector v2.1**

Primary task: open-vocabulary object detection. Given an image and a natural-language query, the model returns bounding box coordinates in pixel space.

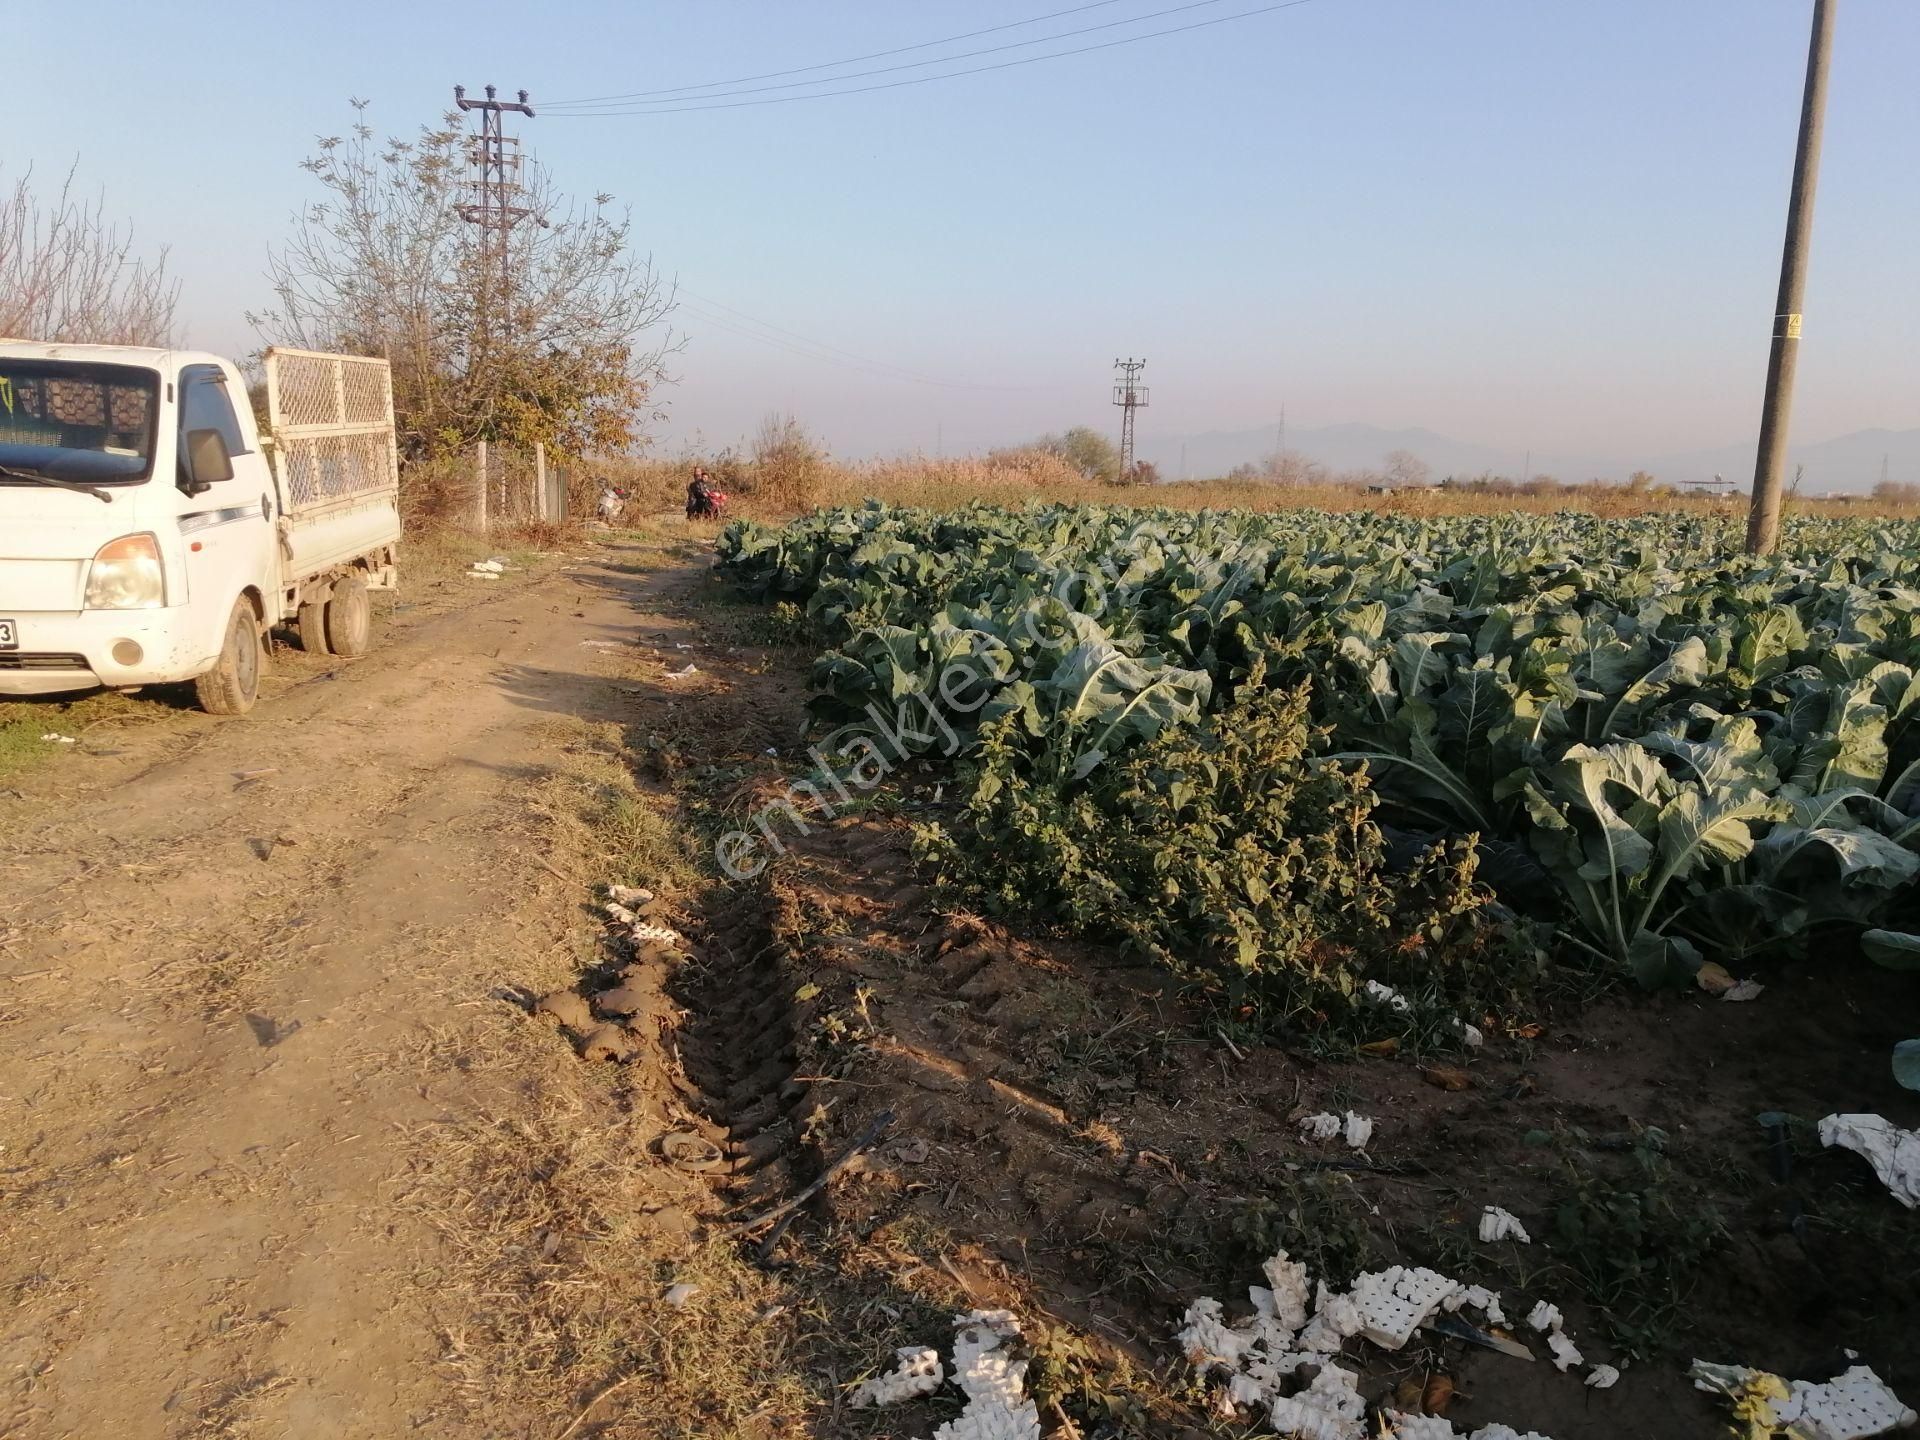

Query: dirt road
[1,538,706,1437]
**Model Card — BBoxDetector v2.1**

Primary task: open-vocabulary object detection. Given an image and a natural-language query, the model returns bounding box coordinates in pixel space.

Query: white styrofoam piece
[936,1311,1039,1440]
[1526,1301,1563,1333]
[1343,1111,1375,1149]
[1365,980,1413,1012]
[850,1346,944,1408]
[1299,1112,1343,1142]
[1446,1284,1509,1327]
[1778,1365,1918,1440]
[1546,1331,1584,1373]
[1350,1266,1455,1350]
[1385,1412,1460,1439]
[1267,1363,1366,1440]
[608,884,654,906]
[1468,1427,1557,1440]
[1694,1359,1917,1440]
[1177,1297,1251,1373]
[1297,1281,1364,1354]
[1262,1250,1313,1334]
[1585,1365,1621,1390]
[1478,1206,1531,1244]
[1818,1114,1920,1209]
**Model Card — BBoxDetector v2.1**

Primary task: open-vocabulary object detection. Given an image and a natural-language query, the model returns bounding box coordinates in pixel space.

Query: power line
[675,293,1054,391]
[547,0,1239,112]
[545,2,1313,118]
[544,0,1132,107]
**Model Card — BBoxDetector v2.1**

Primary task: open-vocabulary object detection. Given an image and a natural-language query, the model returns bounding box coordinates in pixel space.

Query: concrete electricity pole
[1113,358,1148,483]
[1746,0,1836,556]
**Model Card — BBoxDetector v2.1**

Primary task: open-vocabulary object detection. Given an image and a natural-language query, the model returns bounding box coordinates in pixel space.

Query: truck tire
[195,597,263,716]
[324,575,373,657]
[297,598,333,655]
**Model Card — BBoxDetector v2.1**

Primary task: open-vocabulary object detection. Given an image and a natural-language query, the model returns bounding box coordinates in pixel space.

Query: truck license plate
[0,619,16,650]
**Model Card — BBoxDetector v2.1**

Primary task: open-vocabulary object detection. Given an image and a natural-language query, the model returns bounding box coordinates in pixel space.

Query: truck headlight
[84,534,167,610]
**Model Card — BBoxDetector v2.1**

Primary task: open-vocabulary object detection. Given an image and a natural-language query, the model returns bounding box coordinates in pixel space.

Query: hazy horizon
[17,0,1919,470]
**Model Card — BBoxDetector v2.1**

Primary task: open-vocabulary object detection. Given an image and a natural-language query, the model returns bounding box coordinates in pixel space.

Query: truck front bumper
[0,609,214,696]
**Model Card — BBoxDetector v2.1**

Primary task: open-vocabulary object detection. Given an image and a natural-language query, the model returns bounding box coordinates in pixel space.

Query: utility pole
[455,86,538,386]
[1112,357,1148,483]
[1747,0,1836,556]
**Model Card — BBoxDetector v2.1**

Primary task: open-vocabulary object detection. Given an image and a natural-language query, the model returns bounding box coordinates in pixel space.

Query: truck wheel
[297,598,333,655]
[195,597,263,716]
[324,575,373,657]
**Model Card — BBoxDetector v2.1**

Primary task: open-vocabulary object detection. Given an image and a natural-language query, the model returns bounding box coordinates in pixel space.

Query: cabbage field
[718,502,1920,1081]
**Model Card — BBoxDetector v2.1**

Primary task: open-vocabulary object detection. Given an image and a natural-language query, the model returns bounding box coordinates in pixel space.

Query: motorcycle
[686,487,728,521]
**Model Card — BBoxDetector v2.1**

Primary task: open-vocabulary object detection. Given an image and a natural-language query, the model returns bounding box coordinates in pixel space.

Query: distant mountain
[1137,421,1920,494]
[1641,428,1920,496]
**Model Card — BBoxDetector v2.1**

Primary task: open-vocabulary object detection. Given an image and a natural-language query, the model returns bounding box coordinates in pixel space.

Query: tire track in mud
[672,886,818,1215]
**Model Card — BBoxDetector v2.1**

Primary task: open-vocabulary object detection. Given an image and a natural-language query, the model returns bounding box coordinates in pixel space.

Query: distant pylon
[1113,357,1148,482]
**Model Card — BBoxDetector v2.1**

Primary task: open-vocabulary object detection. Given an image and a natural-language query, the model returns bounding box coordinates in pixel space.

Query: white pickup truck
[0,342,402,714]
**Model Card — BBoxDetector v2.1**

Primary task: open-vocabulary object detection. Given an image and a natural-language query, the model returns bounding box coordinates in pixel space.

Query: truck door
[176,364,275,659]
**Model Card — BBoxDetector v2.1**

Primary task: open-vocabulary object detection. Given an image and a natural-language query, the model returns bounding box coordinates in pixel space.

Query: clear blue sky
[16,1,1919,468]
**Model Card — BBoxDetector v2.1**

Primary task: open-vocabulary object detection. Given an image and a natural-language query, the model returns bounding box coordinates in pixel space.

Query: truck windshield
[0,362,158,485]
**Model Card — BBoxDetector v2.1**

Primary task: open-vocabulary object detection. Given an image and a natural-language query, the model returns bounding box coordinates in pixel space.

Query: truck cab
[0,342,400,714]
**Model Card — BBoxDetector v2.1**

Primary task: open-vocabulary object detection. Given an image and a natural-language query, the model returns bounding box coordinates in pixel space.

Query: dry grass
[563,451,1920,526]
[392,718,821,1436]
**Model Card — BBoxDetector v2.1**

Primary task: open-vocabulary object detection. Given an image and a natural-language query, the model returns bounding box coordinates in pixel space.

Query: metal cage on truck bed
[263,347,400,517]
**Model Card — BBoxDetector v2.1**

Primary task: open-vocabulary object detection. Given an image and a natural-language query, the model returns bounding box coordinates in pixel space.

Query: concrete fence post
[474,440,489,533]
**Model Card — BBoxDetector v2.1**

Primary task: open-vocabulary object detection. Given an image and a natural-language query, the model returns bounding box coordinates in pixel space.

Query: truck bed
[265,348,402,588]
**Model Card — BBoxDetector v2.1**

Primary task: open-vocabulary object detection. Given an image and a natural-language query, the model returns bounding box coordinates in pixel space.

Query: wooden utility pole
[1747,0,1836,556]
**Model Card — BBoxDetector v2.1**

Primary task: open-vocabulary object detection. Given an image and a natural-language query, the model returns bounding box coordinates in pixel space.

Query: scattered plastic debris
[662,1283,699,1308]
[1267,1363,1365,1440]
[1382,1415,1554,1440]
[1179,1250,1554,1440]
[1299,1112,1343,1142]
[1525,1302,1584,1373]
[1362,980,1484,1047]
[1723,979,1766,1002]
[666,663,699,679]
[1299,1111,1374,1149]
[1478,1206,1531,1244]
[1586,1365,1621,1390]
[39,733,77,745]
[1693,1360,1916,1440]
[1818,1114,1920,1209]
[850,1346,944,1408]
[1444,1284,1508,1328]
[608,884,654,907]
[1364,980,1412,1013]
[468,558,506,578]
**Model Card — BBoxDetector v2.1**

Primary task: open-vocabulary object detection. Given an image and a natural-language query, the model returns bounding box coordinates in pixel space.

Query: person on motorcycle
[686,466,716,520]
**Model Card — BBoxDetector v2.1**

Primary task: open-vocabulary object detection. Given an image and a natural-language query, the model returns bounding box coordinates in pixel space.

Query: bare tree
[0,163,179,344]
[252,100,678,459]
[1383,449,1432,488]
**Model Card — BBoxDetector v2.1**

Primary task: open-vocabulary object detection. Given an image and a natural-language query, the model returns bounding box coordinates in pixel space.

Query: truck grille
[0,653,89,671]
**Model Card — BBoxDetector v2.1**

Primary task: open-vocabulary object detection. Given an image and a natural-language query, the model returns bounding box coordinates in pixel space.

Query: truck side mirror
[185,428,235,487]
